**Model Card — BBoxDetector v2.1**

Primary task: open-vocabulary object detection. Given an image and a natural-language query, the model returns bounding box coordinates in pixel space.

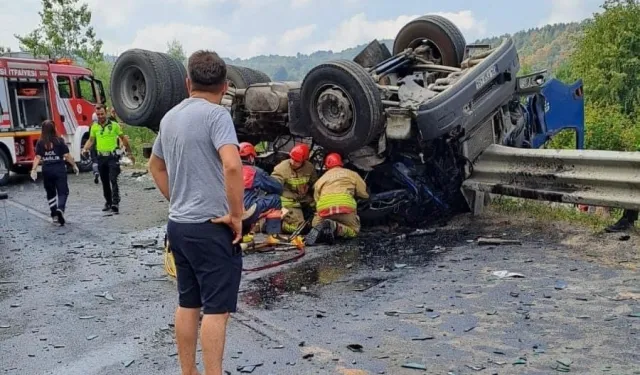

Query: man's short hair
[187,50,227,93]
[95,104,106,112]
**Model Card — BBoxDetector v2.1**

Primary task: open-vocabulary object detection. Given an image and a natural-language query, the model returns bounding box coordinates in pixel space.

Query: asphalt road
[1,171,639,374]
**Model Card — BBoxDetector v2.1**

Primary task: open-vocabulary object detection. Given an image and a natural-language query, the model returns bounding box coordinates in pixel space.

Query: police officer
[30,120,80,225]
[81,104,132,213]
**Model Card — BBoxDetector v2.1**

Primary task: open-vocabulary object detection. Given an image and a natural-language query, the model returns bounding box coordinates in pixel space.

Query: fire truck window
[57,76,71,99]
[76,78,97,103]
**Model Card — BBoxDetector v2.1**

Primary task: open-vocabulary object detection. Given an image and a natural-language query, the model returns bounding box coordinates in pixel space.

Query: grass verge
[489,196,622,231]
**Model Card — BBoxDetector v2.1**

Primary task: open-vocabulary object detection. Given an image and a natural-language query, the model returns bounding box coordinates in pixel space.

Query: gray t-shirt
[152,98,239,223]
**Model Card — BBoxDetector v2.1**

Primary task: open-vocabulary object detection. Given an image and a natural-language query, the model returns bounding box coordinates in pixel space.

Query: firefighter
[239,142,283,234]
[30,120,80,225]
[81,104,132,214]
[305,153,369,245]
[271,143,318,233]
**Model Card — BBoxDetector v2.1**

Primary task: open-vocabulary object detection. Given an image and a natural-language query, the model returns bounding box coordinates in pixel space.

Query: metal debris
[347,344,363,352]
[237,363,263,373]
[123,360,134,368]
[402,362,427,370]
[478,237,522,246]
[492,270,525,279]
[95,291,114,301]
[555,280,568,290]
[86,335,98,340]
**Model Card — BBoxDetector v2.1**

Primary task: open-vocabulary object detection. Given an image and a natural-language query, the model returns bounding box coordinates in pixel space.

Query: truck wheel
[393,15,466,67]
[110,49,173,132]
[157,52,188,111]
[226,65,271,89]
[0,150,10,186]
[301,60,384,153]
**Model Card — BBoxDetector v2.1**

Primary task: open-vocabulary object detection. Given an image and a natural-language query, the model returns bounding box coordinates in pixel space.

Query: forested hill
[223,21,584,80]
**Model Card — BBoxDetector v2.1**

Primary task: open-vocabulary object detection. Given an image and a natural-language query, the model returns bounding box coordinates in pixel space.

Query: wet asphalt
[1,171,639,374]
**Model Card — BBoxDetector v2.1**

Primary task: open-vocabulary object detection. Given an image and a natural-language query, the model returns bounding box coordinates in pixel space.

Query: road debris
[401,362,427,370]
[477,237,522,246]
[123,360,135,368]
[95,291,114,301]
[492,270,525,279]
[555,280,568,290]
[347,344,363,352]
[237,363,263,373]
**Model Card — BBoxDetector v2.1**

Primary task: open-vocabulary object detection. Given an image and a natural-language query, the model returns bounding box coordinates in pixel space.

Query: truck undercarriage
[110,15,585,226]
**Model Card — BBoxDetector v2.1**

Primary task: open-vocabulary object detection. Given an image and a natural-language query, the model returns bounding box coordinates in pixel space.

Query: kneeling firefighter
[271,143,318,233]
[305,153,369,245]
[239,142,283,234]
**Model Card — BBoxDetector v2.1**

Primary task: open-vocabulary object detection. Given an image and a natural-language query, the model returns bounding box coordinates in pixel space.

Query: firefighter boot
[304,219,337,246]
[606,210,638,233]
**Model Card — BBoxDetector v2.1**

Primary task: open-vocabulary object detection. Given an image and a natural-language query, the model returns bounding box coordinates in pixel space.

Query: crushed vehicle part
[110,15,585,226]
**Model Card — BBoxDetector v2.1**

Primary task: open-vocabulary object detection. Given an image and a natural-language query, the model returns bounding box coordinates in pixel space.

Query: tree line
[1,0,639,154]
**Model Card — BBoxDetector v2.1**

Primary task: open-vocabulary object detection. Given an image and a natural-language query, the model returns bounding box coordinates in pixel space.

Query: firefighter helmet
[289,144,310,163]
[239,142,257,158]
[324,153,343,169]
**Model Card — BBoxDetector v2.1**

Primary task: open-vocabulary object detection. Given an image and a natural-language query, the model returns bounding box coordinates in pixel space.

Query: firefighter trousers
[311,212,360,238]
[282,204,312,233]
[98,156,121,206]
[42,166,69,216]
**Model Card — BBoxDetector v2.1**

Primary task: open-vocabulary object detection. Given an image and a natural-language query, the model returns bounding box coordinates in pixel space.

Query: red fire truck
[0,52,106,185]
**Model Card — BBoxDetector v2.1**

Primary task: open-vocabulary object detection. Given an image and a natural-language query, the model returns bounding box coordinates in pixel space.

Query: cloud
[305,11,487,53]
[542,0,590,25]
[0,0,41,50]
[277,24,317,55]
[291,0,311,7]
[102,23,273,59]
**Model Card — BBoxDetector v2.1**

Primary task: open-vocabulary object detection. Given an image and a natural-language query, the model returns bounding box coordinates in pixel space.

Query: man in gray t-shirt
[148,50,244,375]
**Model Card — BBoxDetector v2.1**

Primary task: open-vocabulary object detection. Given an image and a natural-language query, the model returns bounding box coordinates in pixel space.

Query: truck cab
[0,53,106,185]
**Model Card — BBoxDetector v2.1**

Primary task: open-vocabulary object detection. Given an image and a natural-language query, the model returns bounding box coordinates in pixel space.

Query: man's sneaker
[52,215,58,224]
[305,220,336,246]
[56,209,66,226]
[111,204,119,214]
[605,218,633,233]
[94,173,99,184]
[102,203,112,212]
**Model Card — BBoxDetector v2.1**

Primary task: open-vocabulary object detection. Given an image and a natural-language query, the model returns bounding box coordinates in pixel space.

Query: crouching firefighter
[305,153,369,245]
[271,143,318,233]
[239,142,283,234]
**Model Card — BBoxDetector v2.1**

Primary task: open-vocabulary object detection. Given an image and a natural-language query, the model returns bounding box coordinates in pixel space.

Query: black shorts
[167,220,243,314]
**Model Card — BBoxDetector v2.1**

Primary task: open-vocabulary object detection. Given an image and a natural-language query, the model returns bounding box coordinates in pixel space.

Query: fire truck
[0,52,106,185]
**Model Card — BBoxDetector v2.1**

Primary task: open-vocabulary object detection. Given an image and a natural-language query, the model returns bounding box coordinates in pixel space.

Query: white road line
[5,199,51,222]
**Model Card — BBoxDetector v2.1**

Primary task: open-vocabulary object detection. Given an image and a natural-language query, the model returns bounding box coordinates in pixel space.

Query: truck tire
[0,149,10,186]
[301,60,384,154]
[110,49,173,132]
[393,15,466,67]
[226,65,271,89]
[157,52,188,113]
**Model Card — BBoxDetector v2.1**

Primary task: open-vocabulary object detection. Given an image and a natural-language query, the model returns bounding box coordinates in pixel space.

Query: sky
[0,0,604,60]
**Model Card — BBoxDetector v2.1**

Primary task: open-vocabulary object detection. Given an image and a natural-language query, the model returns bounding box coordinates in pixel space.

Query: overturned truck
[110,15,585,226]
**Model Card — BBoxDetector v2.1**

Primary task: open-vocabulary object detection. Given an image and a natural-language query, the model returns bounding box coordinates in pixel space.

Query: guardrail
[462,144,640,211]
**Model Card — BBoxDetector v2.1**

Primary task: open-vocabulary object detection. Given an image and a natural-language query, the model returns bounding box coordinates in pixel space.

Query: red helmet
[289,144,310,163]
[239,142,257,158]
[324,153,343,169]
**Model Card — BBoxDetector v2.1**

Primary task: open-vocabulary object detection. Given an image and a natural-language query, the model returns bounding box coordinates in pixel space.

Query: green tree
[15,0,103,63]
[166,39,186,63]
[569,0,640,115]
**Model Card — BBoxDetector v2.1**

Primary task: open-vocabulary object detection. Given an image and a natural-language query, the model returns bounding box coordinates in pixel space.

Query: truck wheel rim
[0,157,6,177]
[120,66,147,109]
[315,85,354,134]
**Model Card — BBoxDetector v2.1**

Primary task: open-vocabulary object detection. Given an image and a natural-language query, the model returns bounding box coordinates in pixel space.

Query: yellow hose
[163,235,177,278]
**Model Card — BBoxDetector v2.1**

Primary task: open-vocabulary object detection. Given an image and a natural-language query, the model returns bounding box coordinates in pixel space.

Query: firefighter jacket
[313,166,369,217]
[243,163,283,209]
[271,160,318,208]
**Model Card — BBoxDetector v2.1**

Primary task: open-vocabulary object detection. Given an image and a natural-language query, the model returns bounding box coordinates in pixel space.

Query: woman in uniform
[30,120,80,225]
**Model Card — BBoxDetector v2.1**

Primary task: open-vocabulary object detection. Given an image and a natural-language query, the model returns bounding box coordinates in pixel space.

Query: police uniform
[90,119,123,212]
[35,137,70,223]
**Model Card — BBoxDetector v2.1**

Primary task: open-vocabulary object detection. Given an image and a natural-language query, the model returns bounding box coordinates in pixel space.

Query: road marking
[5,199,51,222]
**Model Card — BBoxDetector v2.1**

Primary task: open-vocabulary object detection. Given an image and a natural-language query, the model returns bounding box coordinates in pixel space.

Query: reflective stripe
[281,196,301,208]
[316,193,356,212]
[286,176,310,187]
